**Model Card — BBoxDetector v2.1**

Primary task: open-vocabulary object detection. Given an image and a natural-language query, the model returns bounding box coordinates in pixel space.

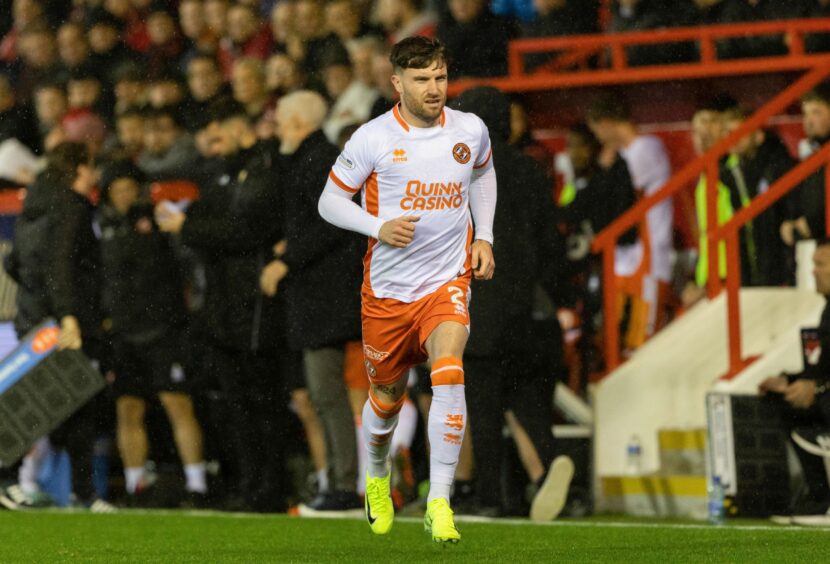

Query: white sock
[184,462,207,493]
[355,416,368,494]
[362,391,403,478]
[316,469,329,493]
[391,398,418,456]
[19,438,49,494]
[125,466,145,494]
[427,357,466,504]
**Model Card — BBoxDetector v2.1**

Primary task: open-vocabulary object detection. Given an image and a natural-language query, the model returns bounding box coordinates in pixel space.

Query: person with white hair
[260,90,365,514]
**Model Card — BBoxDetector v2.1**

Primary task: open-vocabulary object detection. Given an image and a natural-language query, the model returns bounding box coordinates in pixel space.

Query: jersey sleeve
[473,118,493,171]
[327,125,376,195]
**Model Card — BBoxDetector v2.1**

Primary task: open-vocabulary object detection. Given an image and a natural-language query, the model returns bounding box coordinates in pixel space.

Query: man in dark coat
[260,89,363,512]
[449,87,572,520]
[759,237,830,516]
[719,108,795,287]
[156,99,292,511]
[782,86,830,246]
[2,142,106,510]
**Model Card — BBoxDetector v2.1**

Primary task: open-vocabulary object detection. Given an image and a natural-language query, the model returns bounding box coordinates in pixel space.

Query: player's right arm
[318,126,420,248]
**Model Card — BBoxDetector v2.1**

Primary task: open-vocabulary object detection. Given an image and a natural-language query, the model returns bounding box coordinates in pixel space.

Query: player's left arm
[469,121,497,280]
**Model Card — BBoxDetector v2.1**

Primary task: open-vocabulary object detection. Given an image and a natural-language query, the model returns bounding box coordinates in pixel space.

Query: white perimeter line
[45,508,830,532]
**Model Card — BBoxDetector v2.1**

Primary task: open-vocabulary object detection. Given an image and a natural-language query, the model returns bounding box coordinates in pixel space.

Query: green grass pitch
[2,511,829,563]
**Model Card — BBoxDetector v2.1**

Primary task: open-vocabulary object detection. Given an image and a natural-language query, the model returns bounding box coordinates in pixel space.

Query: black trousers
[771,392,830,505]
[203,343,295,509]
[465,349,559,508]
[48,339,107,503]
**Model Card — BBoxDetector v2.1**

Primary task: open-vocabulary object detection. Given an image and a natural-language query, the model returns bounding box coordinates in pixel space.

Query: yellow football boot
[424,498,460,544]
[364,473,394,535]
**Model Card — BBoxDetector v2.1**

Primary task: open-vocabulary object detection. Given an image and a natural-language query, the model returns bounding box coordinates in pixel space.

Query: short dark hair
[697,93,739,114]
[802,82,830,107]
[816,236,830,248]
[45,142,90,185]
[33,80,65,95]
[586,93,631,123]
[390,36,447,71]
[568,122,601,156]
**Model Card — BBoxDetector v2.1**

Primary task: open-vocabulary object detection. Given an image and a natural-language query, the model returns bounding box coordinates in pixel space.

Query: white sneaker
[530,455,574,522]
[791,513,830,527]
[88,499,118,513]
[791,429,830,457]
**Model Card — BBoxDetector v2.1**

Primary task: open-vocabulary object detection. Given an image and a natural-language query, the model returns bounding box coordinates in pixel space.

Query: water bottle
[625,435,642,476]
[708,475,725,526]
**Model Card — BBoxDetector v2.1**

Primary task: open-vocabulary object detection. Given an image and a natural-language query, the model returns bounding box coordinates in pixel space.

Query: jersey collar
[393,103,446,132]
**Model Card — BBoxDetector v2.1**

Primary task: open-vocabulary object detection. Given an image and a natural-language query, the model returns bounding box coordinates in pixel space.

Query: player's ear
[390,72,403,95]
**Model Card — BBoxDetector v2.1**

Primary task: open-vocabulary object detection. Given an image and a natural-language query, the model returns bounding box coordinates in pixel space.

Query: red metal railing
[591,62,830,372]
[448,19,830,95]
[711,143,830,378]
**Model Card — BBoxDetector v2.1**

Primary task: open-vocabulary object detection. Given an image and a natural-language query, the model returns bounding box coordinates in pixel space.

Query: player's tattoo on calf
[375,383,397,396]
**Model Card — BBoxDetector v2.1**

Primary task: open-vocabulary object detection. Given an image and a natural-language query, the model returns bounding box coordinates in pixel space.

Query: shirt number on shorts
[448,285,467,317]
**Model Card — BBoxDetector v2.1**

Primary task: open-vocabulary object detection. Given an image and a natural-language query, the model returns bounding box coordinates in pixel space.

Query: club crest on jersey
[452,143,471,164]
[392,148,407,163]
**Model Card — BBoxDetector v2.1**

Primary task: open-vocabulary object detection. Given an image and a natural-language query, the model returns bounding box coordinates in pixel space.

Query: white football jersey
[328,104,492,303]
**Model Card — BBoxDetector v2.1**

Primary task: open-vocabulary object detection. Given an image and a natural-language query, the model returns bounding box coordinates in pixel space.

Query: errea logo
[392,148,407,163]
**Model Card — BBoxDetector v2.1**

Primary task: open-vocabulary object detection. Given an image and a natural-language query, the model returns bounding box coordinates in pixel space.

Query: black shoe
[297,490,362,516]
[792,428,830,457]
[180,491,210,510]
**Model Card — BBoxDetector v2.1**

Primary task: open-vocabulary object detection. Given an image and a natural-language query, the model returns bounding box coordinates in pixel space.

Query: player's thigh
[418,277,471,361]
[424,321,469,361]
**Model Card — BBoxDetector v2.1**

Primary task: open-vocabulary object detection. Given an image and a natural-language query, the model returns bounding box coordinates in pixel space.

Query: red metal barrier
[449,19,830,95]
[591,62,830,372]
[711,142,830,378]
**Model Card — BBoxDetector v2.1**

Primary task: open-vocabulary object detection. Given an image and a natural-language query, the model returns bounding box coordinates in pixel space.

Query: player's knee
[159,392,195,423]
[368,386,407,420]
[116,396,146,426]
[291,388,318,422]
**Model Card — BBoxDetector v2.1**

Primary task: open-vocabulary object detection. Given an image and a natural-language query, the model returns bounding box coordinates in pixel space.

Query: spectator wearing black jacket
[437,0,514,78]
[98,161,208,507]
[610,0,696,66]
[717,0,793,60]
[449,87,572,520]
[40,142,111,510]
[155,100,290,511]
[759,238,830,515]
[260,90,363,512]
[86,8,139,88]
[782,86,830,246]
[557,123,637,373]
[720,107,795,287]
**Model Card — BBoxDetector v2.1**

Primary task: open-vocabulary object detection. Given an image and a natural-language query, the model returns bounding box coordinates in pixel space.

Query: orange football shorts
[361,273,471,386]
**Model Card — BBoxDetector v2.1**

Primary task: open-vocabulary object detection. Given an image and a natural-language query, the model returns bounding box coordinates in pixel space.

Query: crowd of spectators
[0,0,577,516]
